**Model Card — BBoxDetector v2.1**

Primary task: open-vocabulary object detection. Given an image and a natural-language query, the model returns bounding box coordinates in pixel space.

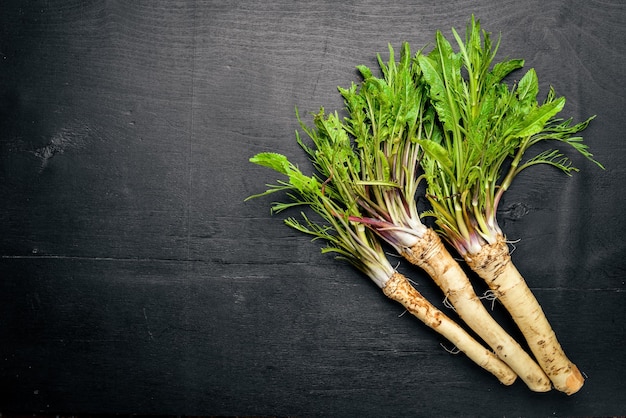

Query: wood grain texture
[1,0,625,416]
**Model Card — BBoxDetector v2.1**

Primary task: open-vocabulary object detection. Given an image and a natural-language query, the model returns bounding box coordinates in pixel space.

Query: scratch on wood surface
[0,254,200,263]
[185,4,198,267]
[143,307,155,340]
[311,36,329,99]
[33,120,99,172]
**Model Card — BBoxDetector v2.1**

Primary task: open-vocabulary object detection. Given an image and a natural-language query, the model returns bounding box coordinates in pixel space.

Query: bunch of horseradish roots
[247,16,602,395]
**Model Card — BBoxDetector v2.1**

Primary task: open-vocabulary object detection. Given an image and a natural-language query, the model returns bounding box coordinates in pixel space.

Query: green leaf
[418,53,459,134]
[490,59,524,83]
[515,97,565,138]
[416,139,453,173]
[357,64,373,80]
[249,152,291,175]
[518,149,577,175]
[515,68,539,110]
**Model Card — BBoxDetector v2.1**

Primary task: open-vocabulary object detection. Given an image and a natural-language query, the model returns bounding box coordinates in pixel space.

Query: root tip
[563,365,585,395]
[499,374,517,386]
[527,378,552,393]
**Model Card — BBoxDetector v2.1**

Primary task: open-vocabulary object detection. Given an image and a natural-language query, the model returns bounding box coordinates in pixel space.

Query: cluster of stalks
[248,16,601,395]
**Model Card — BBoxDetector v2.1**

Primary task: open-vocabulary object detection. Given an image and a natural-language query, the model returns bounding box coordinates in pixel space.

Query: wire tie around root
[440,343,461,355]
[398,309,408,318]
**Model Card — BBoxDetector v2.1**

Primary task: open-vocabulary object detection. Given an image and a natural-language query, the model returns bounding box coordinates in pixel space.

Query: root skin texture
[401,229,551,392]
[464,234,584,395]
[382,272,517,386]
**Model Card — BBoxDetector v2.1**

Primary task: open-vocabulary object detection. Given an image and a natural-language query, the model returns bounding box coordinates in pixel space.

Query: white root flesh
[465,235,584,395]
[402,228,551,392]
[383,272,518,386]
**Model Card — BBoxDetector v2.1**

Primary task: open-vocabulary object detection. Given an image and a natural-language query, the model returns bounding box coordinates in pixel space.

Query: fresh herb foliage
[417,15,602,255]
[299,42,435,251]
[248,151,394,288]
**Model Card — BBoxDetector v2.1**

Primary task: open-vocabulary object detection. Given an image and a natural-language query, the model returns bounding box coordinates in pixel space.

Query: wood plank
[1,0,625,416]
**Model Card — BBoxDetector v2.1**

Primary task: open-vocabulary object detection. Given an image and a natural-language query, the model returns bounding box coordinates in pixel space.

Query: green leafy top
[297,42,435,253]
[341,42,433,248]
[247,151,394,288]
[246,42,434,285]
[417,15,602,255]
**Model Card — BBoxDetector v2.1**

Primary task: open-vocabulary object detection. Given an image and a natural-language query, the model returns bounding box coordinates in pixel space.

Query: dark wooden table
[1,1,625,416]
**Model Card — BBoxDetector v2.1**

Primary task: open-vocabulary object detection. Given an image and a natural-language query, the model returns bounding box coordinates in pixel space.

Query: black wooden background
[1,1,625,416]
